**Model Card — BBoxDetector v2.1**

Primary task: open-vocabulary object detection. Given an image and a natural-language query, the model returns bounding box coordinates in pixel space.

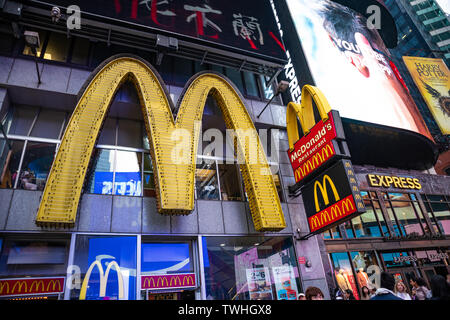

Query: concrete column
[288,200,332,299]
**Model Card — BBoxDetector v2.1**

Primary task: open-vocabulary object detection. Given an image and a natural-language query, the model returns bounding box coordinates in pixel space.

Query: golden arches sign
[313,175,340,213]
[35,55,285,232]
[286,85,332,151]
[79,260,124,300]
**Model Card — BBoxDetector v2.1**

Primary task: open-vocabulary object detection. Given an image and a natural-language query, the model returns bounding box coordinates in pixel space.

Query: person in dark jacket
[430,274,450,300]
[370,272,403,300]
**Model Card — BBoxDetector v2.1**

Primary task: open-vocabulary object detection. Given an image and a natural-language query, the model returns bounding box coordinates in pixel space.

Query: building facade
[0,0,448,301]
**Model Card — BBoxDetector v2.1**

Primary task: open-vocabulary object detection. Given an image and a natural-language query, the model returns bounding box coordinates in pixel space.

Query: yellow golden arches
[35,55,285,232]
[286,85,332,151]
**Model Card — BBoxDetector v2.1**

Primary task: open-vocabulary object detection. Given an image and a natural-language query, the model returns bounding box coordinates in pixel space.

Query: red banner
[287,111,337,183]
[141,273,196,290]
[0,277,65,297]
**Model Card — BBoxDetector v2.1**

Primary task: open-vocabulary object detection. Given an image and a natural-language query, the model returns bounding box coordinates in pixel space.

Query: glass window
[0,238,69,277]
[157,55,173,84]
[351,206,382,238]
[113,151,142,196]
[30,109,66,139]
[202,236,300,300]
[140,242,195,300]
[173,57,193,86]
[0,140,24,189]
[381,251,413,268]
[243,72,259,97]
[117,119,142,149]
[225,68,245,94]
[143,153,155,197]
[259,75,277,101]
[18,142,56,191]
[86,149,115,195]
[430,201,450,235]
[388,193,424,236]
[218,163,242,201]
[350,251,380,295]
[70,37,90,65]
[43,32,70,62]
[98,118,116,146]
[344,221,355,238]
[9,106,38,136]
[330,252,359,299]
[70,235,137,300]
[195,159,219,200]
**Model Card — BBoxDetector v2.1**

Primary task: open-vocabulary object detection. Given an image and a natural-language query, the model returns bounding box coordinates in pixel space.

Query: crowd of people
[297,273,450,300]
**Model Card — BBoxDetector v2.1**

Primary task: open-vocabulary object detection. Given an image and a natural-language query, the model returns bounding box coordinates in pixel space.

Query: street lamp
[23,30,42,84]
[257,80,289,118]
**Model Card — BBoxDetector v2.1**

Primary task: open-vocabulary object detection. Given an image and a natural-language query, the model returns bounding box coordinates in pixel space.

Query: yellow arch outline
[286,85,332,151]
[35,55,285,232]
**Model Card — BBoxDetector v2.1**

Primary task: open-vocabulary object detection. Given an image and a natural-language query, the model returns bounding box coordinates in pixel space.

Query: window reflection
[113,151,142,196]
[202,236,300,300]
[0,140,24,189]
[86,149,115,195]
[330,252,359,300]
[218,164,242,201]
[195,159,219,200]
[143,154,155,197]
[18,142,56,191]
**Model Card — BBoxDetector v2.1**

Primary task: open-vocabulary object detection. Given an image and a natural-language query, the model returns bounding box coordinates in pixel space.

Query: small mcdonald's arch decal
[0,277,65,297]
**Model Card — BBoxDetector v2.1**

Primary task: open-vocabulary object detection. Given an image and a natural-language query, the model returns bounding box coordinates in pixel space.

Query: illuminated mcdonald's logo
[79,260,124,300]
[35,55,285,232]
[0,277,65,297]
[313,175,340,212]
[141,273,196,290]
[29,280,44,293]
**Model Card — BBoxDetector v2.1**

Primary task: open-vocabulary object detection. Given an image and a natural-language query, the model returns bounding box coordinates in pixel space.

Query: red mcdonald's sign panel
[141,273,196,290]
[287,111,338,184]
[0,277,65,297]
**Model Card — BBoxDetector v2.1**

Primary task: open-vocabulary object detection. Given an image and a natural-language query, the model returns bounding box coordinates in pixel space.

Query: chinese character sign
[44,0,286,62]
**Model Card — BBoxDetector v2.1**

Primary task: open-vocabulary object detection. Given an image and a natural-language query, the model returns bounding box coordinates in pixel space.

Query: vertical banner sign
[302,159,365,234]
[403,56,450,135]
[287,111,338,184]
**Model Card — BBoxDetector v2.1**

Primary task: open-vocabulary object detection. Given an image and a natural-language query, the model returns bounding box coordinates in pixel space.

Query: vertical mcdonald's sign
[302,159,365,234]
[286,85,348,186]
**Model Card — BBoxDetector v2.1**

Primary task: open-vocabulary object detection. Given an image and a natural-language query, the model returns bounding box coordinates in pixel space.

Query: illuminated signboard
[287,110,348,184]
[302,159,365,234]
[0,277,65,297]
[35,0,286,63]
[403,56,450,135]
[367,174,421,190]
[286,84,349,188]
[281,0,432,140]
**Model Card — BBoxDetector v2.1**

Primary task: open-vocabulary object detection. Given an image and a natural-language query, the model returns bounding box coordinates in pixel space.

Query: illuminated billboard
[284,0,432,140]
[403,56,450,135]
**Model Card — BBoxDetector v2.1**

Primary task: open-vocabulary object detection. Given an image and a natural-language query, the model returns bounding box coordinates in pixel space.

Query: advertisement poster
[403,56,450,135]
[285,0,432,140]
[246,267,273,300]
[272,266,298,300]
[234,247,259,294]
